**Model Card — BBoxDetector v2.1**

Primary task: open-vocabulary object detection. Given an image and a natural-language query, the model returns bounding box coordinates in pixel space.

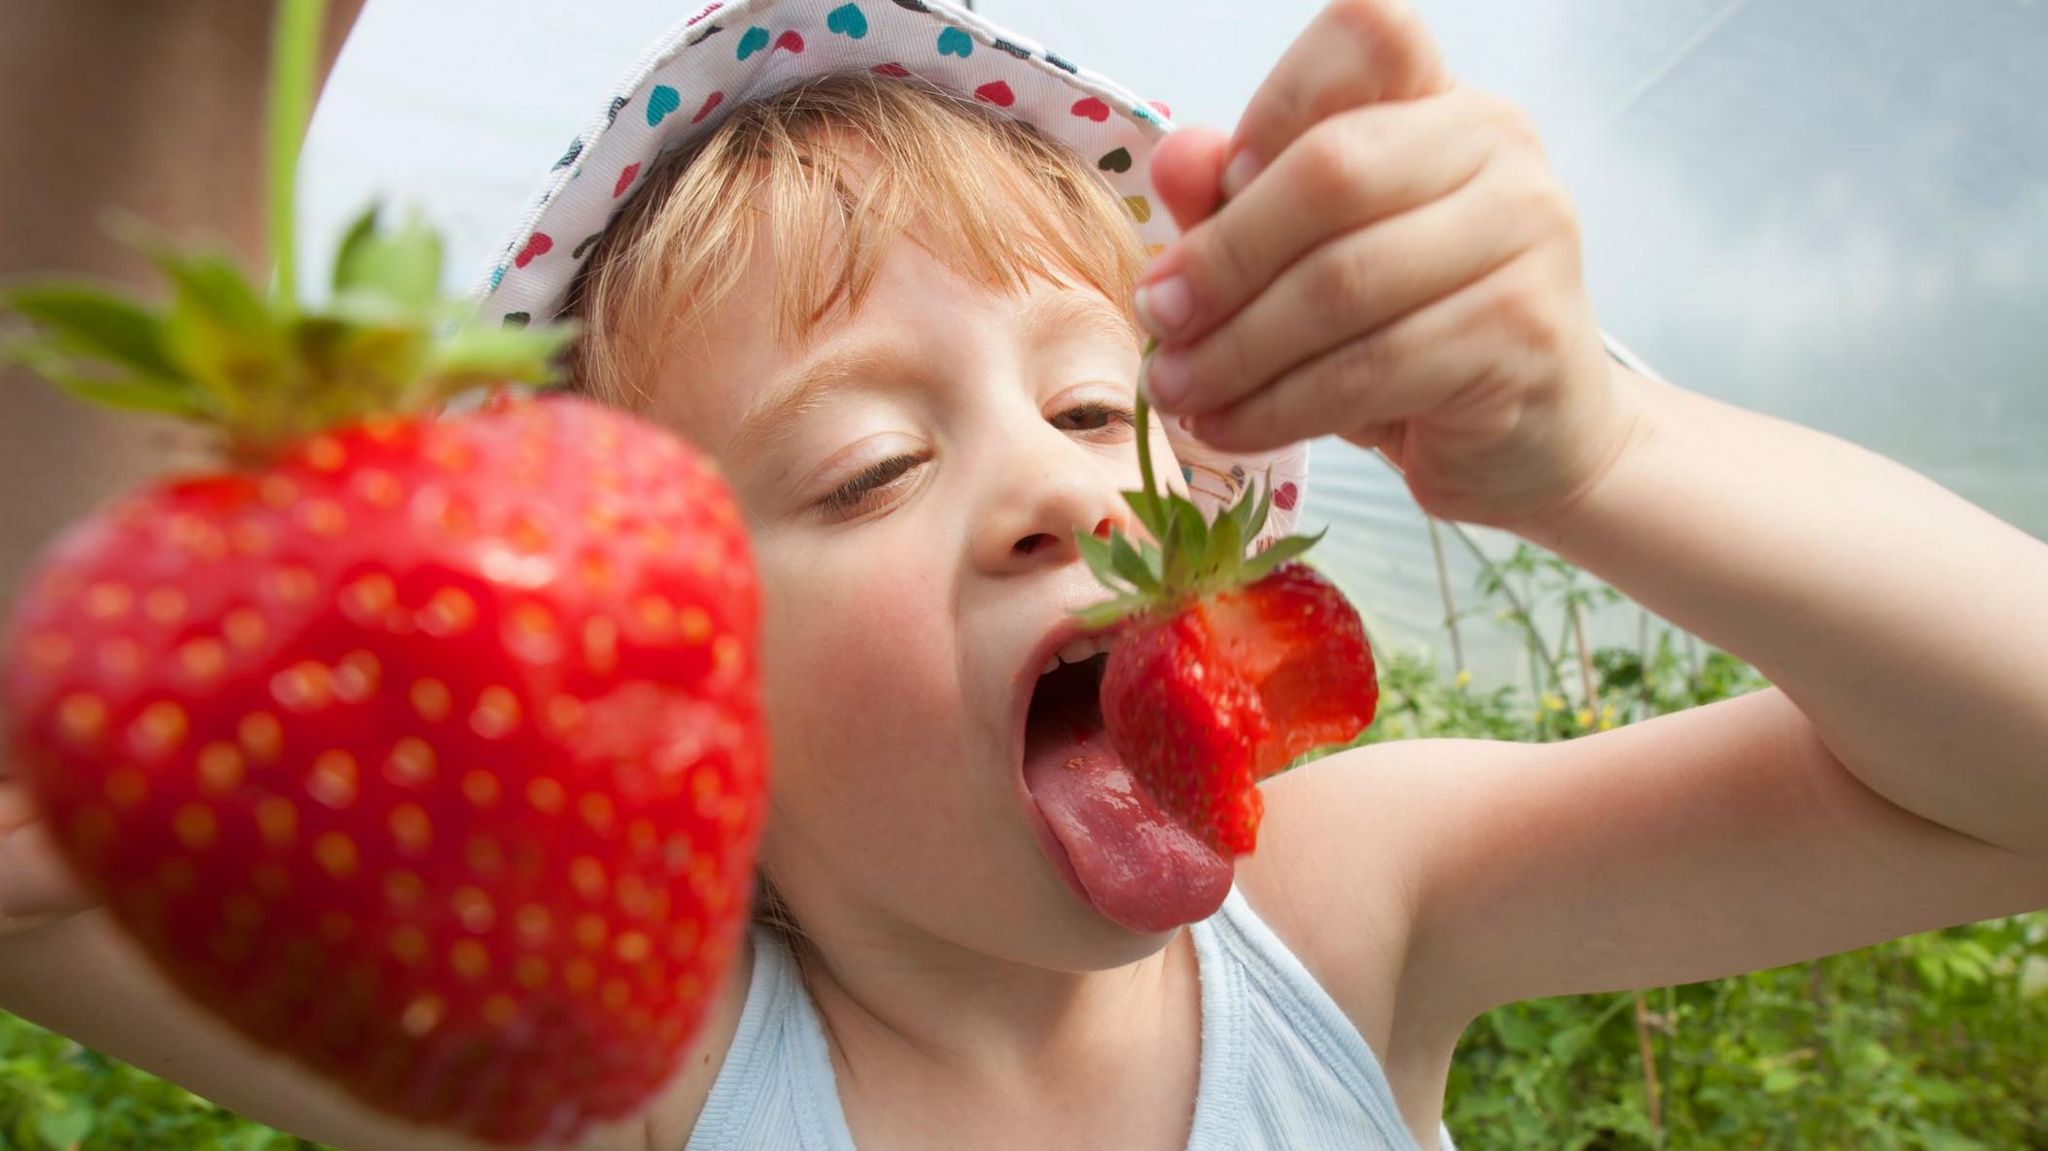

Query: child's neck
[796,914,1203,1117]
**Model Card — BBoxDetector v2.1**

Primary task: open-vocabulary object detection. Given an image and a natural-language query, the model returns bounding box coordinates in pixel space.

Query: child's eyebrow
[1016,291,1142,353]
[727,341,917,457]
[725,292,1139,456]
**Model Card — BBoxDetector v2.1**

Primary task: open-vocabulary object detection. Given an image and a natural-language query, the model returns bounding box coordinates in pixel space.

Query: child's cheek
[754,541,961,743]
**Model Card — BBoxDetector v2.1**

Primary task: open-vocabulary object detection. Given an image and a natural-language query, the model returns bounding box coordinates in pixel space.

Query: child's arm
[1139,0,2048,1035]
[0,0,368,595]
[0,912,620,1151]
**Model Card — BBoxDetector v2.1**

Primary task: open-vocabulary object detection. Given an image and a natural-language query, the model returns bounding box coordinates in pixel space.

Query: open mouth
[1023,648,1110,764]
[1015,634,1233,935]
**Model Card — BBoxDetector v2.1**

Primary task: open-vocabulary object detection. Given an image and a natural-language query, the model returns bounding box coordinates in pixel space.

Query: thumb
[0,786,93,928]
[1148,127,1231,234]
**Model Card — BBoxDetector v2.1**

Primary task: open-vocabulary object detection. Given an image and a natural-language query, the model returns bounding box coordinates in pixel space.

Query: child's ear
[1149,128,1231,234]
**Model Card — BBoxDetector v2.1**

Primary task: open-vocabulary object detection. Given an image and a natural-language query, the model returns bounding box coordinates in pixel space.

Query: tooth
[1042,656,1059,676]
[1058,638,1096,665]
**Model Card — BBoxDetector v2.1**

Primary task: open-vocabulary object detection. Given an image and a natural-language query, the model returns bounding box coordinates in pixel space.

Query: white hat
[472,0,1310,538]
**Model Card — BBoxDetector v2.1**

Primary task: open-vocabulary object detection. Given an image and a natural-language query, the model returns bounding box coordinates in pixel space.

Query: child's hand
[1137,0,1635,528]
[0,775,92,936]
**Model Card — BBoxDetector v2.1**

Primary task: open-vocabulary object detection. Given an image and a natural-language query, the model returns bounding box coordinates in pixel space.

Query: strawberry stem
[266,0,327,308]
[1135,336,1161,503]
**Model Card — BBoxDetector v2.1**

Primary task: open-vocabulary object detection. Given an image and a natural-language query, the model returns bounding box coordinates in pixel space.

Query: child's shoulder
[1234,739,1474,1045]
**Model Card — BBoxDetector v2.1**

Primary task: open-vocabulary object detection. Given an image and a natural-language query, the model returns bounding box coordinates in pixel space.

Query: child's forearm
[0,912,649,1151]
[0,0,365,602]
[0,0,364,279]
[1518,366,2048,860]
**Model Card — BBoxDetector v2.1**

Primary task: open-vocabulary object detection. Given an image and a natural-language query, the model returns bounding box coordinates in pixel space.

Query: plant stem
[1135,337,1161,501]
[1635,990,1666,1146]
[266,0,327,305]
[1426,516,1466,676]
[1441,518,1569,698]
[1570,597,1599,717]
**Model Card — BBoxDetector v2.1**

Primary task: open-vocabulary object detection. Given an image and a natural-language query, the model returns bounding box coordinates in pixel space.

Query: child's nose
[971,460,1129,575]
[1011,515,1116,560]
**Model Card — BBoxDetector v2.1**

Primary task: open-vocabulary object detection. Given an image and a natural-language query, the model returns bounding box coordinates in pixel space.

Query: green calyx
[1,208,575,465]
[1072,339,1322,630]
[0,0,573,466]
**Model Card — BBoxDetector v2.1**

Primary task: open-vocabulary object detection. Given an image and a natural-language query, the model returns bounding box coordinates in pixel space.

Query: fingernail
[1133,276,1193,339]
[1221,149,1264,200]
[1143,351,1190,408]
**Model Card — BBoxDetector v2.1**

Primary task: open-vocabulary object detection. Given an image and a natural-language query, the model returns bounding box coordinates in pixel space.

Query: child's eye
[818,453,925,518]
[1051,400,1137,436]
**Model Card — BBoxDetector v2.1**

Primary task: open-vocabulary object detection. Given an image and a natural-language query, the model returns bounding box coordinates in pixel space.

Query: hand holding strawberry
[1135,0,1635,530]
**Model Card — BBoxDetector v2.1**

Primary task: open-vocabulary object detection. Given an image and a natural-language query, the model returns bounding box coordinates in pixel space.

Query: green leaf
[1243,475,1274,542]
[1164,492,1210,585]
[1071,594,1151,630]
[420,321,577,390]
[3,337,212,418]
[151,247,290,407]
[1121,486,1169,543]
[1108,532,1161,594]
[35,1101,94,1149]
[2,285,184,380]
[332,205,446,310]
[49,374,214,417]
[1240,530,1324,582]
[1075,530,1126,591]
[332,205,380,292]
[1211,501,1244,570]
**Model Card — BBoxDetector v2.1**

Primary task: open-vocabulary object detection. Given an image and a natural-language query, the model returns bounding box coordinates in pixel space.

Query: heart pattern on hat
[826,3,868,38]
[473,0,1309,545]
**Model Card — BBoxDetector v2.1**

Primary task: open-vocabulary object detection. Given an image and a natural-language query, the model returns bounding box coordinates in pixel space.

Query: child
[4,2,2048,1149]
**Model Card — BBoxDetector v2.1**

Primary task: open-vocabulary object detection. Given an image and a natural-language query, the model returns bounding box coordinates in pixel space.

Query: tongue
[1022,726,1233,934]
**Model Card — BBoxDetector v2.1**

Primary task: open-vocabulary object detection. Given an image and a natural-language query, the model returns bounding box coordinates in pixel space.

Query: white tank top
[685,884,1458,1150]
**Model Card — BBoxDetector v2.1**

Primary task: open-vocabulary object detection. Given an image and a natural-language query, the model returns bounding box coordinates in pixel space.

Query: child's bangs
[566,73,1150,408]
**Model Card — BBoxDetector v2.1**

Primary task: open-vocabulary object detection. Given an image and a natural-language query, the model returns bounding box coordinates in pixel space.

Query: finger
[0,819,90,922]
[0,781,37,834]
[1186,250,1561,453]
[1145,141,1548,416]
[1225,0,1452,198]
[1148,127,1230,234]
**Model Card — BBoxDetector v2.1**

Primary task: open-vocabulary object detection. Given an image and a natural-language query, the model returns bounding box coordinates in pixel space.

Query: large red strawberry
[1075,389,1376,857]
[1,209,766,1144]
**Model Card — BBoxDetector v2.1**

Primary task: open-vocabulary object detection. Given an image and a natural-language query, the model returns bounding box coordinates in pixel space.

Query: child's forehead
[651,232,1139,448]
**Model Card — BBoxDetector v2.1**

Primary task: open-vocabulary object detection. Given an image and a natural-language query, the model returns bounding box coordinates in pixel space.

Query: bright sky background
[303,0,2048,678]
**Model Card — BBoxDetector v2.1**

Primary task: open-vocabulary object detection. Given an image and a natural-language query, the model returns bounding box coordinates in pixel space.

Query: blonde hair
[562,69,1149,407]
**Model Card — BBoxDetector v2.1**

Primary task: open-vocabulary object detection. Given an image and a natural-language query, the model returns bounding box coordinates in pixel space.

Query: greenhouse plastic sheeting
[304,0,2048,683]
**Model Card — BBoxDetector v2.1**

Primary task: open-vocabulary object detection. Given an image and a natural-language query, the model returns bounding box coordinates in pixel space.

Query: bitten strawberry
[0,210,767,1144]
[1076,382,1376,857]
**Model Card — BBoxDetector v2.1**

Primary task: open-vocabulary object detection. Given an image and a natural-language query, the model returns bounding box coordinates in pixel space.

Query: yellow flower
[1454,669,1472,688]
[1540,693,1566,712]
[1575,708,1594,727]
[1599,706,1618,731]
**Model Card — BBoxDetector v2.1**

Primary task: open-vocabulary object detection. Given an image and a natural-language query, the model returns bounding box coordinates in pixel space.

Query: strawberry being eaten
[0,211,767,1144]
[1075,374,1377,860]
